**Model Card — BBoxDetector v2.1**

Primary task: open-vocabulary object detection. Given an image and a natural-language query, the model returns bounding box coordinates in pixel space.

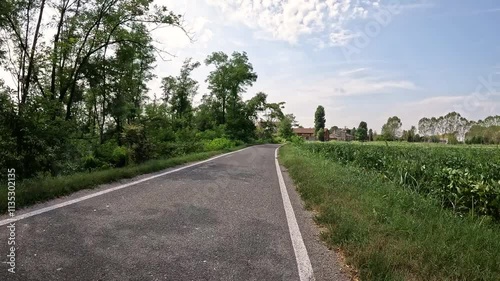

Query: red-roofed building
[293,127,329,141]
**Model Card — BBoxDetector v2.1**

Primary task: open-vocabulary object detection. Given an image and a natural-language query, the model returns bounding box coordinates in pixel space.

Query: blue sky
[150,0,500,131]
[0,0,497,132]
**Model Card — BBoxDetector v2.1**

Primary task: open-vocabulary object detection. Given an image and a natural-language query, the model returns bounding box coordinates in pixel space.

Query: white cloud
[205,0,431,48]
[329,28,361,46]
[205,0,383,46]
[338,67,369,76]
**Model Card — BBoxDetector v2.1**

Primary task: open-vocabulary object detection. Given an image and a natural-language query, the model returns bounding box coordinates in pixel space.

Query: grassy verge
[0,145,247,212]
[279,145,500,281]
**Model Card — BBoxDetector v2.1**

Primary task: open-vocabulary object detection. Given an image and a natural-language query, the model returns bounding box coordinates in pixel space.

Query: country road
[0,144,348,281]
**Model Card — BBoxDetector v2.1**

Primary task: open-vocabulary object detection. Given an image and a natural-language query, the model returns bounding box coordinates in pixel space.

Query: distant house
[329,128,354,141]
[293,128,329,141]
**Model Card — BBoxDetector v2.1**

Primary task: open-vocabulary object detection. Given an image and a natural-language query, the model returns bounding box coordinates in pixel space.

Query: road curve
[0,144,348,281]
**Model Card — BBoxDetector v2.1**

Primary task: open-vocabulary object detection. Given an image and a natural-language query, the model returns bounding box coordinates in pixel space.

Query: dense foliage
[465,125,500,144]
[0,0,290,182]
[298,142,500,219]
[381,116,402,141]
[418,112,500,143]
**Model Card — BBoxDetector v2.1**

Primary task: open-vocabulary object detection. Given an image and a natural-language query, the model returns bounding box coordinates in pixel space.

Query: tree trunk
[23,0,46,104]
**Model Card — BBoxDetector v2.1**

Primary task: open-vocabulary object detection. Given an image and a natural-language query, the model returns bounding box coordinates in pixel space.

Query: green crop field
[301,141,500,219]
[347,141,499,149]
[280,143,500,280]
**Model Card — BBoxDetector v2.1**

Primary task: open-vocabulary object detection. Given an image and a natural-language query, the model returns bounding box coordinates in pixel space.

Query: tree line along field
[298,141,500,219]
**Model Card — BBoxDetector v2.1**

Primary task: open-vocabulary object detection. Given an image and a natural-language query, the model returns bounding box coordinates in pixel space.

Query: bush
[203,137,235,151]
[195,126,226,140]
[112,146,129,167]
[82,154,102,172]
[272,136,287,144]
[316,128,325,142]
[95,139,119,164]
[122,124,152,163]
[290,135,305,145]
[234,139,244,147]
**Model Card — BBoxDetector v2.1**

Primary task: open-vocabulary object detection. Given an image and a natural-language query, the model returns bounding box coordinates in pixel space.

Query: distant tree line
[419,113,500,144]
[323,111,500,144]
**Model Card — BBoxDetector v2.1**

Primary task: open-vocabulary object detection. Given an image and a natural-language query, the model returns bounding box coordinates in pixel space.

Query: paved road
[0,145,348,281]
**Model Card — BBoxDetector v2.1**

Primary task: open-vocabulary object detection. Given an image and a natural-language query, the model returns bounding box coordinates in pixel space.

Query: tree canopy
[0,1,289,180]
[356,121,368,142]
[381,116,402,141]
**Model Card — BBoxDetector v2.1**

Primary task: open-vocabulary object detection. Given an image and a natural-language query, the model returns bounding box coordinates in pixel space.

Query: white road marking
[275,147,315,281]
[0,147,252,226]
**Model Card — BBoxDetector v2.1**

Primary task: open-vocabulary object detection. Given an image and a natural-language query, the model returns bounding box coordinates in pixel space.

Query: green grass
[0,145,247,212]
[279,145,500,281]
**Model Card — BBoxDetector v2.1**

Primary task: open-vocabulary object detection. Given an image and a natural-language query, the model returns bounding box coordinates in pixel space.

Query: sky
[2,0,500,132]
[149,0,500,132]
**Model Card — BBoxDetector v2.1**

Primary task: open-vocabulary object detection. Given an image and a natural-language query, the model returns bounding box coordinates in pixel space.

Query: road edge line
[275,146,315,281]
[0,146,252,226]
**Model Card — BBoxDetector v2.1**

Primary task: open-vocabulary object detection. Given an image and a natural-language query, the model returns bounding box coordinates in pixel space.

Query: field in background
[280,145,500,281]
[335,140,499,149]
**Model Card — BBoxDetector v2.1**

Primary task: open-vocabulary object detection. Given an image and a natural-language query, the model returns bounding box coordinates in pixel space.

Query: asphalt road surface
[0,144,348,281]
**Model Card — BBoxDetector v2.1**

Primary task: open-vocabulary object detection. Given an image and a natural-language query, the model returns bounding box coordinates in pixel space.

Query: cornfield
[299,142,500,219]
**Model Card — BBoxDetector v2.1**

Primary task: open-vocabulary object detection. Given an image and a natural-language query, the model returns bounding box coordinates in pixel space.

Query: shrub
[196,127,225,140]
[204,138,235,151]
[233,139,245,147]
[290,135,305,145]
[112,146,129,167]
[82,154,102,172]
[95,139,119,164]
[272,136,287,144]
[122,124,151,163]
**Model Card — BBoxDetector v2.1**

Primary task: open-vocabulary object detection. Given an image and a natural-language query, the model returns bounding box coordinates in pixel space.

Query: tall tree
[161,58,200,129]
[381,116,402,141]
[0,0,184,177]
[259,101,285,138]
[205,51,257,125]
[314,105,326,141]
[356,121,368,141]
[418,117,431,136]
[278,114,296,140]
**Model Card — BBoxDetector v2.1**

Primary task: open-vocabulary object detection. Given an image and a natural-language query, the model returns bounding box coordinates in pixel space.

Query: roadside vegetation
[0,145,245,212]
[280,144,500,281]
[0,0,297,210]
[301,141,500,219]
